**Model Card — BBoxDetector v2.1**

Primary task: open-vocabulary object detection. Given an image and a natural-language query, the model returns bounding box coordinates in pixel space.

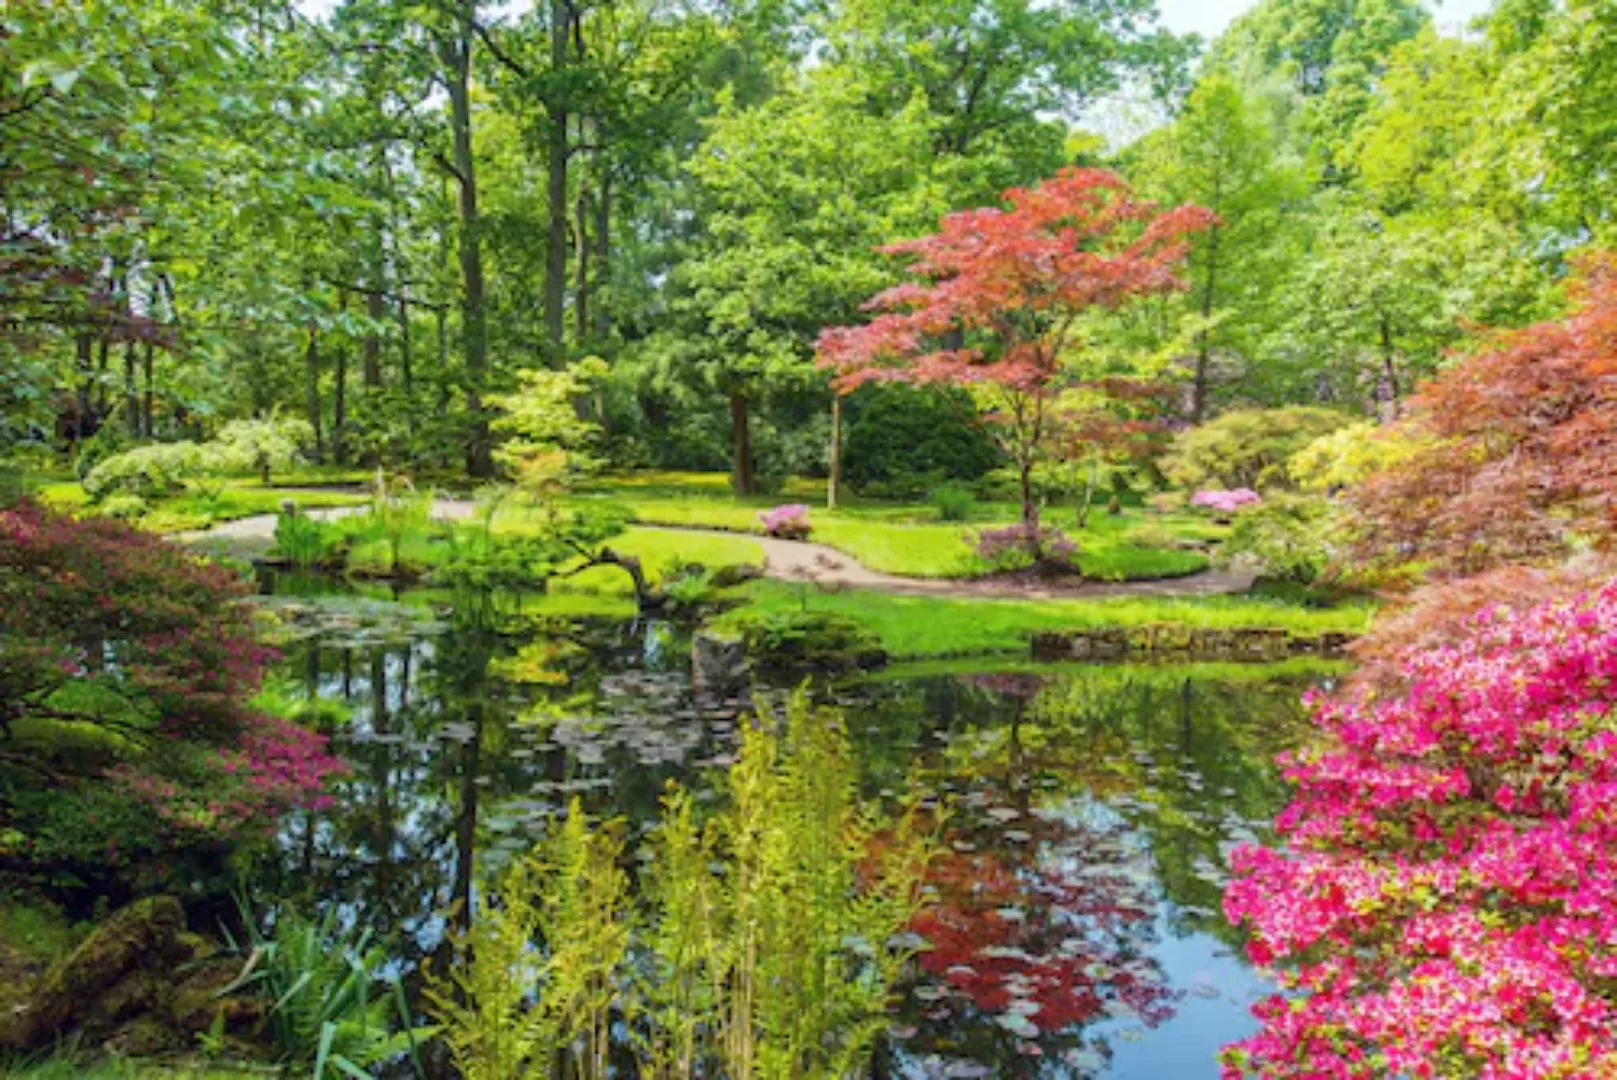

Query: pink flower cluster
[1222,579,1617,1078]
[108,714,346,838]
[971,521,1078,567]
[759,504,812,539]
[1191,488,1261,514]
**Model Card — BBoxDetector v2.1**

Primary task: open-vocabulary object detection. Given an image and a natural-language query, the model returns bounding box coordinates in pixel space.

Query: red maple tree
[1350,252,1617,577]
[817,168,1213,536]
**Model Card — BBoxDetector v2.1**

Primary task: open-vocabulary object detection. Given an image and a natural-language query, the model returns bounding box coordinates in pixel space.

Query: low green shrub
[272,512,348,569]
[930,483,975,522]
[222,901,427,1079]
[98,493,148,521]
[425,693,931,1080]
[723,610,886,671]
[1219,493,1340,584]
[81,442,204,500]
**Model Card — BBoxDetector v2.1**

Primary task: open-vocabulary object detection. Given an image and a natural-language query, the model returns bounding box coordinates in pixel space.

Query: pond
[252,578,1331,1078]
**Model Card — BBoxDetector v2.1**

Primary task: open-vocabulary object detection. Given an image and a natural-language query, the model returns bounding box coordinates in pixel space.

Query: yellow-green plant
[634,785,723,1079]
[422,853,550,1080]
[424,798,629,1080]
[633,694,934,1080]
[427,695,932,1080]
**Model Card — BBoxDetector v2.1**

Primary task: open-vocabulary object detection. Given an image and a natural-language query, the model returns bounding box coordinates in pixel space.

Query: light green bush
[210,417,314,484]
[1219,493,1341,583]
[81,441,203,499]
[1165,407,1356,491]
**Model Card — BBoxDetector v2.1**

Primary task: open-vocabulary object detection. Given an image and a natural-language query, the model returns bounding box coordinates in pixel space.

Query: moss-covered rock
[0,895,260,1057]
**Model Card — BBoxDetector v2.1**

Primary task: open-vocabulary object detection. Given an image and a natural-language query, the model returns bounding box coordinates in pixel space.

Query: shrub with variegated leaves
[1222,579,1617,1078]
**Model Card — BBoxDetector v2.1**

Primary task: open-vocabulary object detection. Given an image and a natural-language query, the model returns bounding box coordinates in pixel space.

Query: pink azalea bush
[759,503,812,540]
[1222,579,1617,1078]
[1191,488,1262,514]
[971,521,1078,572]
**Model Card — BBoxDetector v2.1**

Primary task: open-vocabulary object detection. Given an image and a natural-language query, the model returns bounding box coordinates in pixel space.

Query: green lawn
[716,580,1375,660]
[346,523,765,599]
[35,479,365,532]
[569,470,1219,581]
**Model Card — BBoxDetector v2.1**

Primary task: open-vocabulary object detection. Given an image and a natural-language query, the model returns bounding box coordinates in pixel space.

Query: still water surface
[257,584,1328,1078]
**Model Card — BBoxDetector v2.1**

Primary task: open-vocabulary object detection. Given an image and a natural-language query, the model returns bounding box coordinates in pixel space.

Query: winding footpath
[178,497,1257,601]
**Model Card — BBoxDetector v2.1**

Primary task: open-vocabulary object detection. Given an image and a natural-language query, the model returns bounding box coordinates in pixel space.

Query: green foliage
[272,512,348,569]
[661,567,719,613]
[721,610,886,671]
[81,442,204,500]
[843,384,1001,497]
[1218,493,1340,583]
[208,418,314,484]
[930,483,976,522]
[426,694,933,1080]
[1288,420,1420,491]
[1164,407,1356,491]
[97,493,149,521]
[223,902,427,1079]
[490,361,607,500]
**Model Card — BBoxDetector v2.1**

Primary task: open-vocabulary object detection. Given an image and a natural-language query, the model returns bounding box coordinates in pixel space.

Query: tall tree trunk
[94,335,110,416]
[543,0,571,355]
[1191,227,1221,424]
[827,395,842,509]
[595,171,611,338]
[729,392,753,496]
[363,287,384,390]
[1378,313,1400,419]
[305,324,325,464]
[74,334,94,442]
[575,152,590,342]
[124,342,140,438]
[443,13,493,477]
[141,339,155,438]
[333,290,350,465]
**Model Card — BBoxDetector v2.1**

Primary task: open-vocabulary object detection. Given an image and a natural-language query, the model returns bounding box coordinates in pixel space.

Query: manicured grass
[716,580,1375,660]
[571,471,1218,582]
[345,523,765,599]
[34,480,365,532]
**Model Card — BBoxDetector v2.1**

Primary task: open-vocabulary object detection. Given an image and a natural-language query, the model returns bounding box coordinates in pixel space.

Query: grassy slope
[718,580,1375,660]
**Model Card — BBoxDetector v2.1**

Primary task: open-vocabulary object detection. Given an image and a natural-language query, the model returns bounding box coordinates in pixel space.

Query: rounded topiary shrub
[843,384,1000,498]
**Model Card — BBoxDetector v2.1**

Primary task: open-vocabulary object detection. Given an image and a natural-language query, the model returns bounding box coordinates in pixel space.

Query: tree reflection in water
[256,583,1324,1078]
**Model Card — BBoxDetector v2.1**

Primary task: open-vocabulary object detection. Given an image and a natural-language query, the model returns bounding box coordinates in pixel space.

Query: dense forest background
[4,0,1610,491]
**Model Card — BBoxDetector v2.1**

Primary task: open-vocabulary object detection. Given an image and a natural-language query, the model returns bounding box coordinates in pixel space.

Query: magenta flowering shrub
[0,500,344,867]
[971,521,1078,572]
[759,503,812,540]
[1190,488,1261,514]
[1223,580,1617,1079]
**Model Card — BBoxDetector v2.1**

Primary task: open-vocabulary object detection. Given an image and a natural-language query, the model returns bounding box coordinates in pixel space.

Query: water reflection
[259,588,1326,1077]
